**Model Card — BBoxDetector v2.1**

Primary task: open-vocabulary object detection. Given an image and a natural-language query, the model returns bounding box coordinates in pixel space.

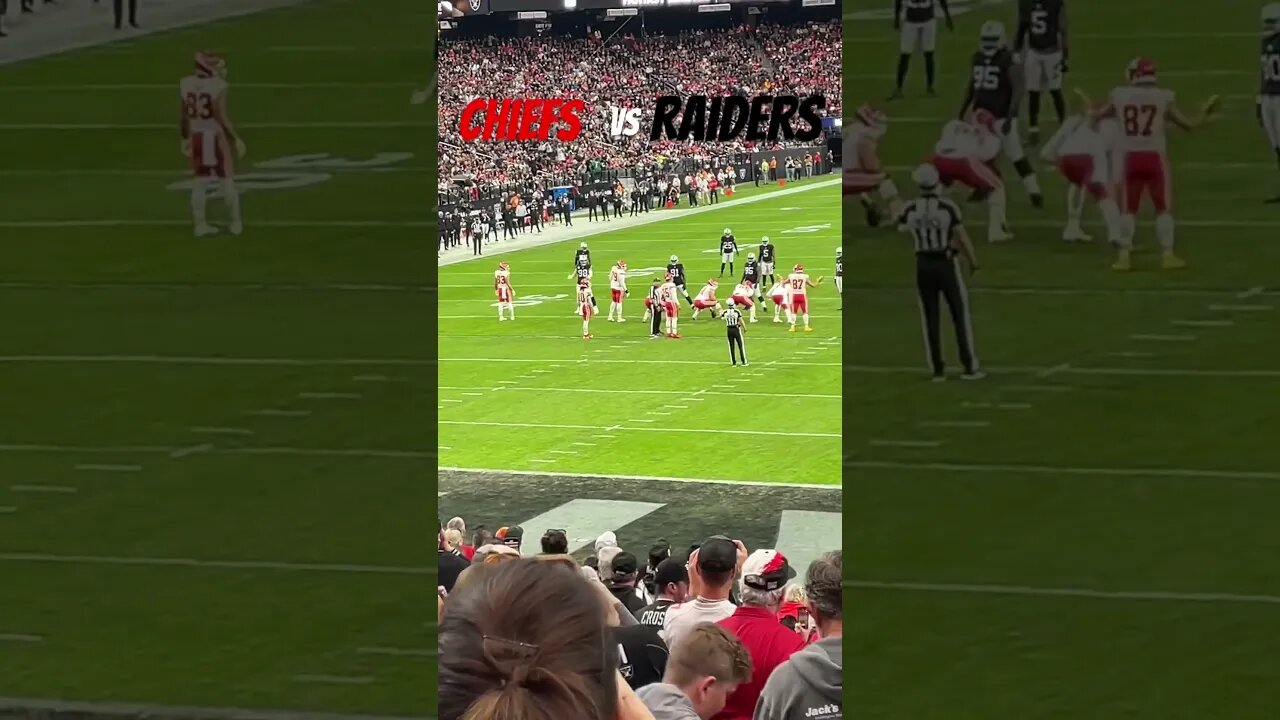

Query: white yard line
[298,392,363,399]
[0,634,43,643]
[10,485,77,494]
[1209,304,1273,312]
[190,427,254,436]
[847,580,1280,606]
[1171,320,1233,328]
[170,444,214,459]
[1130,334,1198,342]
[355,646,435,658]
[441,357,837,367]
[918,420,991,429]
[250,409,312,417]
[438,466,843,490]
[73,464,141,473]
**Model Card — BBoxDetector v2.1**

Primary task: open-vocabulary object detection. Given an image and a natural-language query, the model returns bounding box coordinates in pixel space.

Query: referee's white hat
[912,164,940,190]
[724,300,734,308]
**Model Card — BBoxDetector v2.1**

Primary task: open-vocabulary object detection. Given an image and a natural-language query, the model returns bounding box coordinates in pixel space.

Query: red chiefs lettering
[457,98,586,142]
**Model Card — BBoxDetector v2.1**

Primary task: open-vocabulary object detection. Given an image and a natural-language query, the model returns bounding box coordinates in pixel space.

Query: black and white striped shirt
[723,307,743,329]
[897,196,963,254]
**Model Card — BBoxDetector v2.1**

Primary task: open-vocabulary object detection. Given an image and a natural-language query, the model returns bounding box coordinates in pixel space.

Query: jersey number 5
[184,92,214,120]
[1122,105,1157,137]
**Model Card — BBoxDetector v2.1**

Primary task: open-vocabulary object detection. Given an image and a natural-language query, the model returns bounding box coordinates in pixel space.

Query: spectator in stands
[439,558,639,720]
[471,525,493,555]
[0,2,8,38]
[663,536,746,648]
[438,521,469,594]
[635,558,691,630]
[637,623,753,720]
[715,550,806,720]
[754,551,843,720]
[777,583,817,644]
[446,517,474,560]
[495,524,523,552]
[541,527,569,555]
[603,550,651,615]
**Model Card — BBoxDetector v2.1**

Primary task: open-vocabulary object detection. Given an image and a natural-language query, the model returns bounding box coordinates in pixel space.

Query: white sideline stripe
[0,220,429,229]
[998,403,1031,410]
[1239,287,1266,299]
[571,442,596,447]
[442,420,838,439]
[1209,304,1273,312]
[0,444,431,460]
[918,420,990,428]
[0,698,430,720]
[0,354,432,367]
[190,427,253,436]
[441,357,837,368]
[0,634,43,643]
[1172,319,1234,328]
[0,121,428,130]
[439,466,842,490]
[10,485,77,494]
[1131,334,1197,342]
[530,459,559,464]
[356,646,435,658]
[1006,385,1072,393]
[1110,351,1155,358]
[440,399,462,403]
[847,580,1280,606]
[0,552,432,575]
[548,450,578,455]
[460,392,484,396]
[440,179,838,267]
[74,464,140,472]
[299,392,363,399]
[291,675,374,685]
[353,374,390,382]
[847,460,1280,482]
[250,409,311,417]
[870,440,941,448]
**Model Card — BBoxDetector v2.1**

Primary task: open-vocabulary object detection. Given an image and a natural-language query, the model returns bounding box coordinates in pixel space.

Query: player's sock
[729,263,734,275]
[1066,185,1085,228]
[803,312,810,327]
[582,320,589,336]
[221,179,241,224]
[190,180,208,227]
[1050,89,1066,123]
[1027,91,1042,132]
[895,54,910,92]
[1117,214,1136,249]
[987,187,1008,236]
[719,263,725,276]
[1098,198,1123,242]
[1155,213,1176,251]
[924,52,936,91]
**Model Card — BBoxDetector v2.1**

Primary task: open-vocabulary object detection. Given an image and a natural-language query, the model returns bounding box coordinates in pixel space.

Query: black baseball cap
[653,558,689,588]
[607,551,640,583]
[648,540,671,568]
[496,525,523,548]
[696,535,738,575]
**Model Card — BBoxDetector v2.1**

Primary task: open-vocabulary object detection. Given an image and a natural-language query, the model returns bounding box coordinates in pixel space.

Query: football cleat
[229,220,243,236]
[1161,251,1187,270]
[1111,250,1132,271]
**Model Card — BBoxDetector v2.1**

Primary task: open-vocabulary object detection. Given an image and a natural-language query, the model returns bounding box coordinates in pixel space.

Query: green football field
[845,0,1280,717]
[437,179,842,486]
[0,1,432,715]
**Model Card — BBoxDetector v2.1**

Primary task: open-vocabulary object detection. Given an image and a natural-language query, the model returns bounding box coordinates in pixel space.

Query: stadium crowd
[437,519,843,720]
[438,19,841,191]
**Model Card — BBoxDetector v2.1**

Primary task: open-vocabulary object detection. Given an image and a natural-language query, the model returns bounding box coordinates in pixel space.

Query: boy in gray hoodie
[638,623,753,720]
[753,550,842,720]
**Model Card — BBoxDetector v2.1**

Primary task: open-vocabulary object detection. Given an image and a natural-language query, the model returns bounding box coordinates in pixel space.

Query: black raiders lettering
[903,0,935,24]
[971,49,1015,116]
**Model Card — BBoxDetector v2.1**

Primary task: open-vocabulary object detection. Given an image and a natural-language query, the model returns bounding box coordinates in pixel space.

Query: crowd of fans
[438,518,843,720]
[438,18,841,192]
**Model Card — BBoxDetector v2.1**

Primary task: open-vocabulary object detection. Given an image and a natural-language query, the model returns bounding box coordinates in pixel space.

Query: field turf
[844,0,1280,717]
[437,179,843,486]
[0,1,432,715]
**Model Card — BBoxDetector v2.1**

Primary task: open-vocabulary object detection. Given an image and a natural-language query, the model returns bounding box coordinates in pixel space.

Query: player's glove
[1000,117,1014,134]
[624,290,630,297]
[1059,59,1069,74]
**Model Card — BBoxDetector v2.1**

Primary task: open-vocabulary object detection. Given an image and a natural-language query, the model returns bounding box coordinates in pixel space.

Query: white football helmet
[761,235,770,244]
[670,254,679,263]
[836,246,842,256]
[1265,2,1280,33]
[748,252,756,260]
[979,21,1005,54]
[723,228,732,235]
[580,242,588,249]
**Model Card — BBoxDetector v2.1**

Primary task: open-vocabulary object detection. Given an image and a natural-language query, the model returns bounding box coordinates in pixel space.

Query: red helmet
[194,51,226,78]
[794,264,804,272]
[1127,57,1157,84]
[664,272,673,281]
[617,259,626,268]
[971,109,998,132]
[579,278,590,287]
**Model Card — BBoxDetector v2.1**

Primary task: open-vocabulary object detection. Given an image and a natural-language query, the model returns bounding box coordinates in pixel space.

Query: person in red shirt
[446,517,475,561]
[713,549,805,720]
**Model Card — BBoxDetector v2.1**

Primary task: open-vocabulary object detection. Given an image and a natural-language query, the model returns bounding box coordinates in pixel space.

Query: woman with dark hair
[440,558,654,720]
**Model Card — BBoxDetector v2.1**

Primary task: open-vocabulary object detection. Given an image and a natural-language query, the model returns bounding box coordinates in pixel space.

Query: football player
[844,104,905,227]
[759,236,777,288]
[666,254,693,305]
[691,279,722,319]
[834,247,843,309]
[742,251,761,304]
[730,279,757,323]
[768,277,790,323]
[931,110,1013,242]
[577,279,595,340]
[1260,2,1280,202]
[786,264,822,333]
[608,260,630,322]
[569,242,593,310]
[890,0,955,100]
[660,273,682,338]
[1039,89,1123,243]
[180,52,246,237]
[718,229,738,277]
[494,261,515,321]
[958,22,1044,208]
[1092,58,1219,269]
[1015,0,1070,145]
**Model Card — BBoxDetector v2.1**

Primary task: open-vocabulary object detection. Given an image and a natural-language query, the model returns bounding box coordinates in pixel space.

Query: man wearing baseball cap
[604,550,649,614]
[494,525,523,552]
[635,557,691,629]
[713,549,806,720]
[662,536,746,649]
[755,550,842,720]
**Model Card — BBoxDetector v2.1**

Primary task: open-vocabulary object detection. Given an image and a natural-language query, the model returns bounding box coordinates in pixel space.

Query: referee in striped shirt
[897,164,984,382]
[723,300,748,366]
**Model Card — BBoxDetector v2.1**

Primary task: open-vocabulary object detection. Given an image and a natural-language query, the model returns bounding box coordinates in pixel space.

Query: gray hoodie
[752,635,842,720]
[637,683,701,720]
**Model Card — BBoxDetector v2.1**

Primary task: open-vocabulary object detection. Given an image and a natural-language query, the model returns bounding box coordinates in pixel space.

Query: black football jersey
[760,243,775,262]
[575,249,591,269]
[574,266,592,281]
[743,259,759,282]
[667,262,686,286]
[970,49,1016,117]
[1021,0,1064,52]
[835,256,843,277]
[902,0,936,24]
[720,237,737,254]
[1263,35,1280,96]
